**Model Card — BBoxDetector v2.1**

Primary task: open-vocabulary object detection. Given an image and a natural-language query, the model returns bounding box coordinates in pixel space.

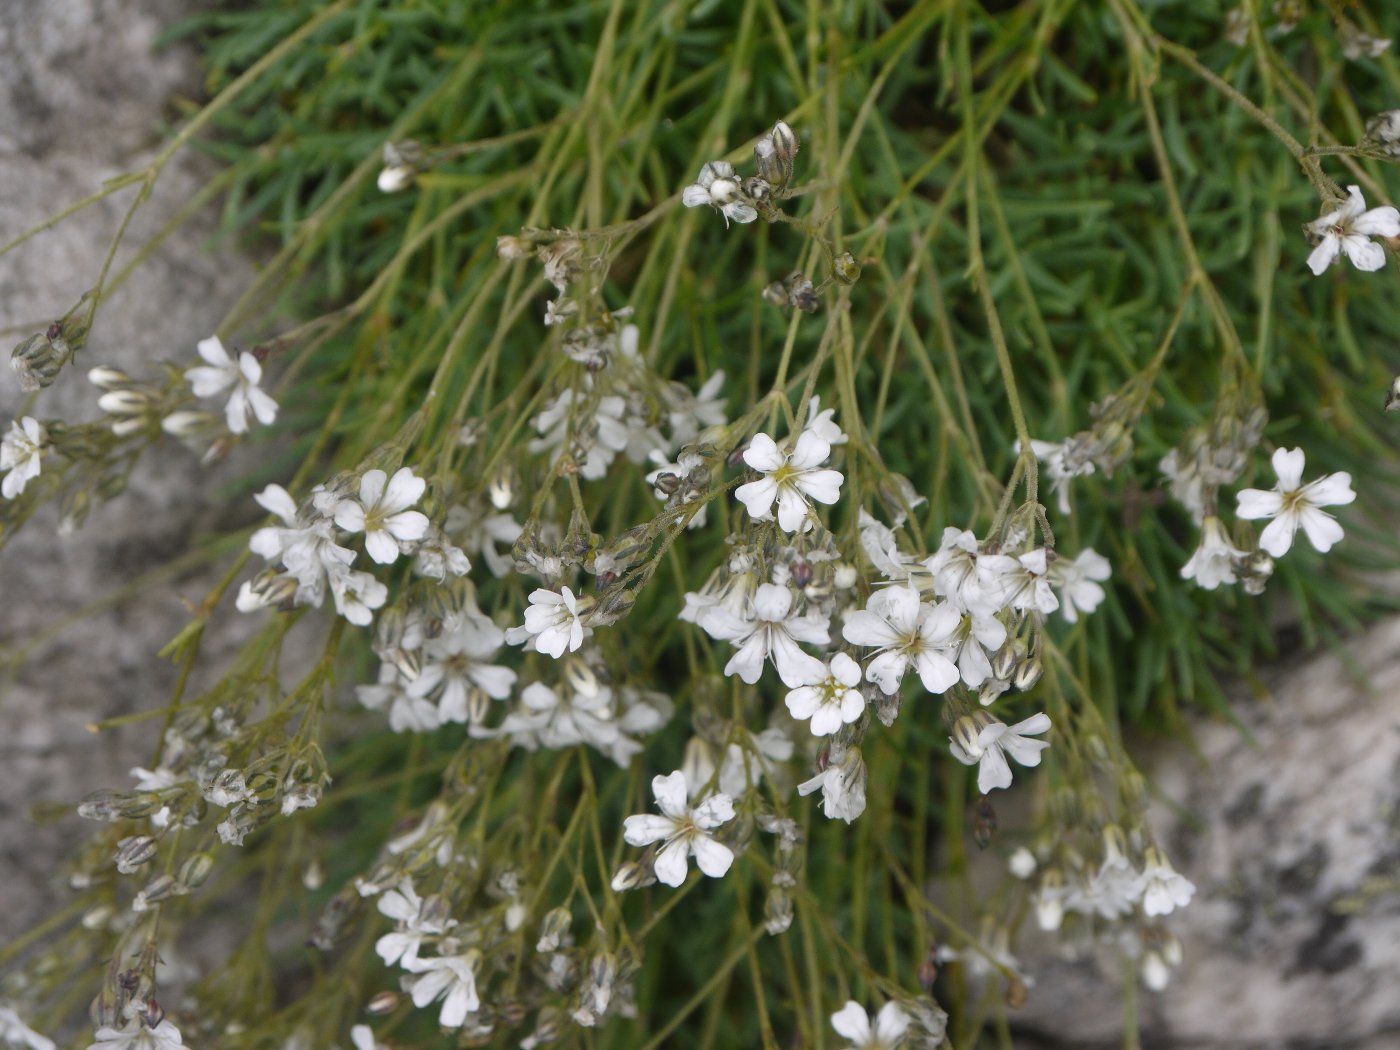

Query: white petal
[359,469,388,507]
[743,433,786,472]
[365,529,401,564]
[752,582,793,622]
[734,477,778,521]
[913,650,959,694]
[1297,507,1344,552]
[197,336,231,366]
[652,771,690,816]
[254,484,299,524]
[1258,513,1298,558]
[830,1002,873,1042]
[1235,488,1282,520]
[623,814,675,846]
[789,429,832,469]
[842,610,901,648]
[796,467,844,506]
[682,184,711,208]
[1343,235,1387,270]
[977,747,1013,793]
[874,1001,911,1041]
[652,839,691,887]
[385,509,430,541]
[1302,472,1355,507]
[383,467,426,512]
[691,835,734,878]
[775,487,813,532]
[1354,205,1400,237]
[1306,235,1340,275]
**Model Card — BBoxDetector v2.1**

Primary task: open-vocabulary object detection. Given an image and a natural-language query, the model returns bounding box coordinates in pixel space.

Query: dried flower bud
[972,794,997,849]
[1365,109,1400,147]
[132,875,179,911]
[497,235,529,260]
[1386,375,1400,412]
[763,884,793,934]
[12,329,72,391]
[833,251,861,285]
[115,835,159,875]
[536,906,572,953]
[1005,975,1028,1009]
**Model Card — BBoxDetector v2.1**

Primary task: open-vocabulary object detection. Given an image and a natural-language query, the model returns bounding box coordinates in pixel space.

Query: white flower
[842,586,960,696]
[1025,438,1095,516]
[86,1019,191,1050]
[184,336,278,434]
[1340,24,1392,61]
[941,607,1005,689]
[622,770,735,887]
[374,879,454,966]
[797,744,867,822]
[1180,516,1247,589]
[925,527,994,611]
[1069,826,1142,920]
[409,609,516,723]
[1136,847,1196,917]
[859,511,919,580]
[949,711,1052,794]
[350,1026,386,1050]
[528,390,632,479]
[701,581,828,687]
[334,467,430,564]
[977,548,1059,615]
[1235,447,1355,557]
[404,951,481,1028]
[681,161,757,225]
[1305,185,1400,275]
[784,653,865,736]
[0,1006,55,1050]
[506,586,589,658]
[1049,547,1111,623]
[830,1000,909,1050]
[329,569,388,626]
[734,429,843,533]
[1,417,46,499]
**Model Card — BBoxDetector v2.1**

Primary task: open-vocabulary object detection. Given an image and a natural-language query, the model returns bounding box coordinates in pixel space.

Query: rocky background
[1,5,1398,1048]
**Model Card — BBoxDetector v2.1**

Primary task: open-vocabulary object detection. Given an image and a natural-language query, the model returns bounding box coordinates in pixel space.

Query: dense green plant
[3,0,1399,1047]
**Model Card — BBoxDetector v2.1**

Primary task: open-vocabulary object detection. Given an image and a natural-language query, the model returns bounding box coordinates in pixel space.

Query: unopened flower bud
[1012,655,1043,692]
[497,235,529,260]
[609,860,655,893]
[367,991,400,1014]
[178,852,214,889]
[87,366,131,390]
[98,389,154,416]
[132,874,179,911]
[950,710,995,759]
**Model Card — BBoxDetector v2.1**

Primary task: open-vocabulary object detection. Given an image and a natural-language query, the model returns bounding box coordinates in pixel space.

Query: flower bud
[609,860,655,893]
[367,991,401,1015]
[87,365,131,390]
[115,835,159,875]
[178,852,215,889]
[536,905,573,953]
[1012,655,1043,692]
[12,329,71,391]
[98,389,154,416]
[833,251,861,285]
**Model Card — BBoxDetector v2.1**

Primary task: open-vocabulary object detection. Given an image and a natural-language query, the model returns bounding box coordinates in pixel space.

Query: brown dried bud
[972,794,997,849]
[833,251,861,285]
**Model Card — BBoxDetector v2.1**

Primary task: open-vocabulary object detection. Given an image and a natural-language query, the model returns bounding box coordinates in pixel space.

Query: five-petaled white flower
[785,653,866,736]
[830,1000,910,1050]
[334,467,430,564]
[1305,185,1400,275]
[1049,547,1111,623]
[702,581,829,687]
[950,711,1052,794]
[1,416,46,499]
[735,429,844,533]
[622,770,735,887]
[506,586,589,658]
[1235,447,1355,557]
[842,585,960,696]
[797,744,868,823]
[184,336,278,434]
[403,950,482,1028]
[681,161,757,225]
[1180,516,1247,590]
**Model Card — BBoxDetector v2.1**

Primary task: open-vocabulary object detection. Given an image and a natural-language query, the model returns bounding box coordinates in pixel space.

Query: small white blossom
[329,569,388,627]
[943,608,1007,688]
[184,336,278,434]
[797,744,867,823]
[374,879,454,967]
[1305,185,1400,275]
[622,770,735,887]
[1180,515,1247,590]
[1049,547,1111,623]
[1,417,46,499]
[925,527,994,611]
[701,582,829,687]
[735,429,844,533]
[977,548,1059,615]
[1026,438,1095,516]
[681,161,757,225]
[842,585,960,696]
[409,608,516,723]
[784,653,865,736]
[1008,847,1037,879]
[403,951,481,1028]
[1235,447,1355,557]
[1136,847,1196,917]
[334,467,430,564]
[1340,24,1391,61]
[506,586,589,658]
[830,1000,909,1050]
[949,711,1052,794]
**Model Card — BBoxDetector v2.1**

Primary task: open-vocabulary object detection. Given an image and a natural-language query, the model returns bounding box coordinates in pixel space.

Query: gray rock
[1011,615,1400,1049]
[0,0,255,944]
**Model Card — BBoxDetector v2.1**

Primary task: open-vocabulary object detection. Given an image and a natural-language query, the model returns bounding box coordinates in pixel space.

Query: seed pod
[115,835,159,875]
